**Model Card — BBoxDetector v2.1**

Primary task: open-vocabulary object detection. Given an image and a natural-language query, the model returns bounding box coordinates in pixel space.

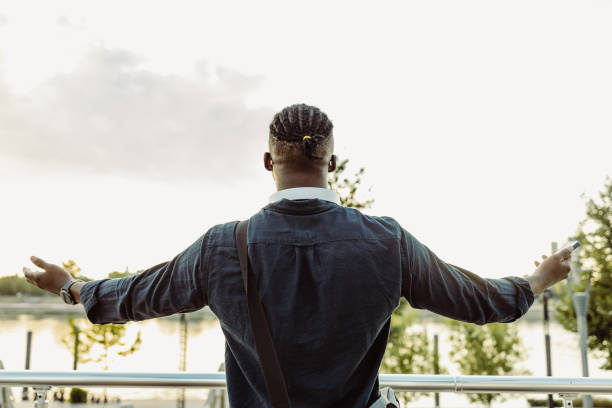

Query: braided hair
[269,104,333,161]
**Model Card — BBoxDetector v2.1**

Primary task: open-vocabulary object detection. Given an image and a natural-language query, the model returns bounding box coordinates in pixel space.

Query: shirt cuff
[501,276,535,322]
[80,279,125,324]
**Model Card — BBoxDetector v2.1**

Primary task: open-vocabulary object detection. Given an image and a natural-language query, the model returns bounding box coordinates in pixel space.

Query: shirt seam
[262,205,338,216]
[398,229,410,299]
[205,236,402,248]
[200,228,213,305]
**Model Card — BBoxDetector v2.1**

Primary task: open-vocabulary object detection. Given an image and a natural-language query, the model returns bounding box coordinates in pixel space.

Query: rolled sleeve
[500,276,535,322]
[81,279,123,324]
[80,232,210,325]
[400,228,535,325]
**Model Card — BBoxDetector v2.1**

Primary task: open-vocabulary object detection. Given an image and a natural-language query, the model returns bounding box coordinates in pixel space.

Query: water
[1,302,610,406]
[1,309,225,402]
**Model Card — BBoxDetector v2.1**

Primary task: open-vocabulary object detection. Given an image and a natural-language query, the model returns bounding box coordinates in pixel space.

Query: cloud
[0,47,273,181]
[56,16,85,30]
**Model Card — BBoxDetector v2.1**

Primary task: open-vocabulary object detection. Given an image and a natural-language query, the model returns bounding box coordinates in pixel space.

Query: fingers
[534,254,548,267]
[30,256,50,270]
[553,247,573,261]
[23,266,42,285]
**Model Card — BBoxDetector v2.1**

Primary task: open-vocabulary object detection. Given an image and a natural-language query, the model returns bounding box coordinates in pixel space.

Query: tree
[554,177,612,370]
[327,158,374,209]
[381,300,446,404]
[62,260,93,281]
[448,321,529,407]
[107,267,138,279]
[328,159,442,404]
[0,275,50,296]
[62,318,142,402]
[62,318,142,370]
[0,260,92,297]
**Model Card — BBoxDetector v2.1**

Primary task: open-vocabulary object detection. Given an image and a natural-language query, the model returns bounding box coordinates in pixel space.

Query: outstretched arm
[23,233,209,324]
[400,228,572,325]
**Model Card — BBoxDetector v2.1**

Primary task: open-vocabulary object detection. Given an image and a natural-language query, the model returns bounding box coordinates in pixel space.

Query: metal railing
[2,371,612,408]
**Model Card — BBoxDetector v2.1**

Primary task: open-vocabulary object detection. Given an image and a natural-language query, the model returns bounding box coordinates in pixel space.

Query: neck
[274,167,329,191]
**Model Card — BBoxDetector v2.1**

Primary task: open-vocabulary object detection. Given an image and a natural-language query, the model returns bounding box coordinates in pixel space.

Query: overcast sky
[1,0,611,281]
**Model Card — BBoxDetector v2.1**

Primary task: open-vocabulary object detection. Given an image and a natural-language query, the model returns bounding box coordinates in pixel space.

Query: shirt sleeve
[80,232,209,324]
[400,228,534,324]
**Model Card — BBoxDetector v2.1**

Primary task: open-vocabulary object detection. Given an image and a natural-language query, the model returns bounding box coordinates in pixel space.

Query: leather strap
[235,220,291,408]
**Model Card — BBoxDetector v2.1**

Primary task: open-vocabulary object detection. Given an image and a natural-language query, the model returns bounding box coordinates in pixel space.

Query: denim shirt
[80,199,534,408]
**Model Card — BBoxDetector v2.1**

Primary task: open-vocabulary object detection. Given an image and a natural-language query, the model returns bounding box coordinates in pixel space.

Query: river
[1,298,610,407]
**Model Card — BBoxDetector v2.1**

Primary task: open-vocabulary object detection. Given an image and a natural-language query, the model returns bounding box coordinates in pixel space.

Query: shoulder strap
[235,220,291,408]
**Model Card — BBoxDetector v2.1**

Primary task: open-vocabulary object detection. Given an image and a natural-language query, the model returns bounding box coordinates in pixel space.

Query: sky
[0,0,611,281]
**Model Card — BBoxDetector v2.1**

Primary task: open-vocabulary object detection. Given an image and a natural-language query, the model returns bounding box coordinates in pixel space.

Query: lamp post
[433,334,440,408]
[73,325,80,371]
[542,287,554,408]
[568,248,593,408]
[22,331,32,401]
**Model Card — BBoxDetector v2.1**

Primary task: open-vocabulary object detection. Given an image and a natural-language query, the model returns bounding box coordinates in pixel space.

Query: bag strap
[235,220,291,408]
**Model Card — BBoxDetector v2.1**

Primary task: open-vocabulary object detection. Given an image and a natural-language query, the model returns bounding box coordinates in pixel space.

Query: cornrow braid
[269,104,333,161]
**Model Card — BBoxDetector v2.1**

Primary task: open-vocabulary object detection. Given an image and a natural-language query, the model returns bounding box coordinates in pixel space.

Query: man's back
[206,198,533,407]
[208,198,403,407]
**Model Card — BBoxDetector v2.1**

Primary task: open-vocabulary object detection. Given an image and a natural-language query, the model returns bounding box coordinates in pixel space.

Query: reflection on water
[1,308,224,401]
[0,303,609,406]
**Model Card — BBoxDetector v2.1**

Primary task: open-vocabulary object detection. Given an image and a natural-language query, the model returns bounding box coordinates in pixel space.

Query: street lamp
[567,246,593,408]
[542,286,554,408]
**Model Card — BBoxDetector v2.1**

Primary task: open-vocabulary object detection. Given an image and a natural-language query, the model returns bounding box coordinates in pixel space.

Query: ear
[328,154,337,172]
[264,152,273,171]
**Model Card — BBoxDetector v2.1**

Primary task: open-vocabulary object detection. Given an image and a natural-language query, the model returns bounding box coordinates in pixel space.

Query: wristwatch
[60,279,82,305]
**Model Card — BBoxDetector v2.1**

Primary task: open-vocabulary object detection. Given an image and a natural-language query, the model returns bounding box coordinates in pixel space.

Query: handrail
[1,371,612,394]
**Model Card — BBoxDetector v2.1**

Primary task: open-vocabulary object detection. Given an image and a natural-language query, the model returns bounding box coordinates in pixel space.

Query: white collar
[269,187,340,205]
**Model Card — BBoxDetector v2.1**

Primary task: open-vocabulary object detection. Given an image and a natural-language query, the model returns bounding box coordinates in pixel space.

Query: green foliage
[554,177,612,370]
[0,259,95,297]
[448,320,529,407]
[107,268,137,279]
[382,300,446,403]
[61,318,94,367]
[62,260,93,281]
[69,387,88,403]
[0,275,51,296]
[327,158,374,209]
[330,159,437,404]
[62,318,142,370]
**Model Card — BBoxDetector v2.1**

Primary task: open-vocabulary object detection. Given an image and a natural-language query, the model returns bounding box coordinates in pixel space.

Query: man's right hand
[526,247,573,296]
[23,256,73,296]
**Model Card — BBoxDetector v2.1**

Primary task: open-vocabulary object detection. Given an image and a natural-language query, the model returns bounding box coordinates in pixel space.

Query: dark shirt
[80,199,534,408]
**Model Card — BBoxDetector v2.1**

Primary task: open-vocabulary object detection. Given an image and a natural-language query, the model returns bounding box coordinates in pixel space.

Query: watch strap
[61,279,82,304]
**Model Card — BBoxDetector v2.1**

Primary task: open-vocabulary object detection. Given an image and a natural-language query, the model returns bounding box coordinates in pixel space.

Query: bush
[69,387,88,403]
[0,275,49,296]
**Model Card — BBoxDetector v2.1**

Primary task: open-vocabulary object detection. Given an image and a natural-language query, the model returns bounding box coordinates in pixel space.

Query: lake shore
[0,296,215,320]
[0,295,543,322]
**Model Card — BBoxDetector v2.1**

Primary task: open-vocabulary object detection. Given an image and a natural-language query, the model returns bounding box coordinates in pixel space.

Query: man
[24,103,573,407]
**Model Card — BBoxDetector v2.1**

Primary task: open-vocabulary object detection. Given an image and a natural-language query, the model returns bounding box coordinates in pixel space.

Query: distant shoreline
[0,295,543,322]
[0,296,216,320]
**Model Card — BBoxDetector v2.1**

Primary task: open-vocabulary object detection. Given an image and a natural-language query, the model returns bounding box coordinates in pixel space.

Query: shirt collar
[269,187,340,205]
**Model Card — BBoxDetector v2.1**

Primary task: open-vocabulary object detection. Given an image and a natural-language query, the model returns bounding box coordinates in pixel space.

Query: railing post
[433,334,440,408]
[559,393,577,408]
[543,287,554,408]
[33,387,50,408]
[22,331,33,401]
[73,325,80,371]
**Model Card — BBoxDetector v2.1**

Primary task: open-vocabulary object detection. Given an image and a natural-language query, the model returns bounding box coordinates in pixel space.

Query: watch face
[61,289,74,304]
